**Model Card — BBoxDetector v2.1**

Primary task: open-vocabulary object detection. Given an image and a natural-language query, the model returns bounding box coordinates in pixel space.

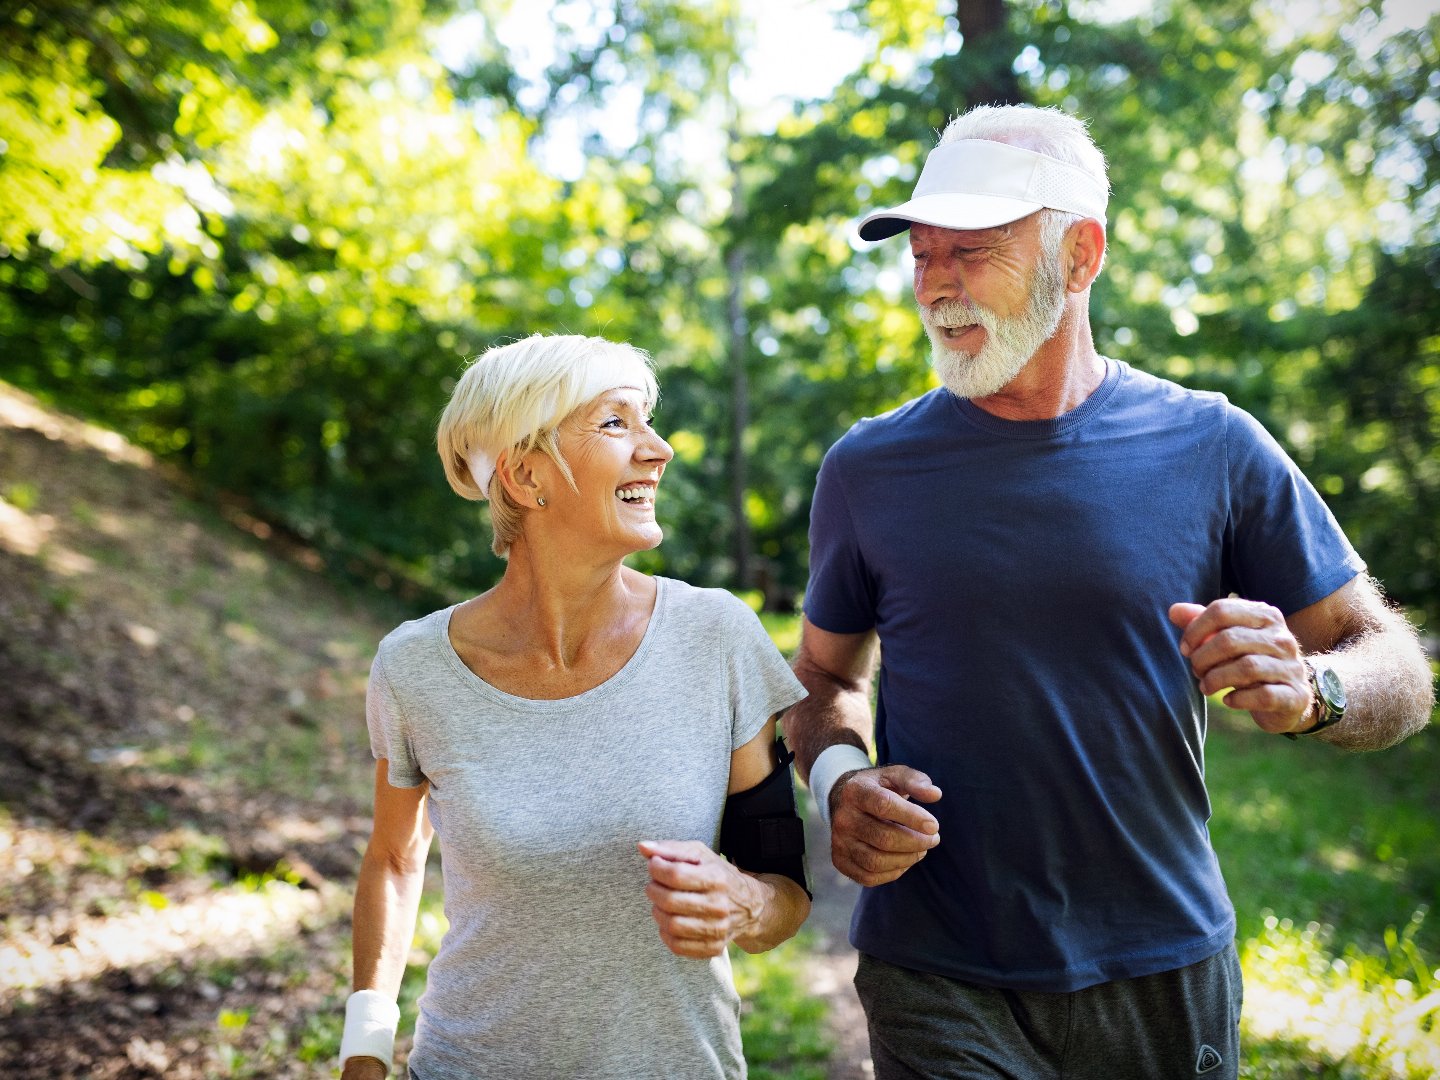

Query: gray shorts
[854,944,1242,1080]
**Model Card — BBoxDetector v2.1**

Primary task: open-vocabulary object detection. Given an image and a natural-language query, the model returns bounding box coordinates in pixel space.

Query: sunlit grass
[1240,912,1439,1079]
[733,934,832,1080]
[1207,706,1439,957]
[1197,702,1439,1077]
[736,591,803,656]
[758,611,802,657]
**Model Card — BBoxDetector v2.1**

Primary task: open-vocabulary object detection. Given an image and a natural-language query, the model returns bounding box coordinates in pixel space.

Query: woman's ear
[1065,218,1106,292]
[494,449,546,509]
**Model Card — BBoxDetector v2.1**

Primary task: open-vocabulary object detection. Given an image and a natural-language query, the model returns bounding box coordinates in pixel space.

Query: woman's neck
[489,551,651,666]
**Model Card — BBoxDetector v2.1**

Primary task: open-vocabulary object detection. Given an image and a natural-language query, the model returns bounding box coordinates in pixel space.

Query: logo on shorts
[1195,1045,1223,1074]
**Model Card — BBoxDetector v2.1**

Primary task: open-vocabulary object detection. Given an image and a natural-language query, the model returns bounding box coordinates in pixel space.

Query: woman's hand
[637,840,766,958]
[340,1055,389,1080]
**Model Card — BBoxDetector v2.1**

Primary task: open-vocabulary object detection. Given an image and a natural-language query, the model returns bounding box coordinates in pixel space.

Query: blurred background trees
[3,0,1436,628]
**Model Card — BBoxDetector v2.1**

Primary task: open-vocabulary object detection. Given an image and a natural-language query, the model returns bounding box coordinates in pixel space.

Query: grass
[1206,702,1440,1078]
[734,934,833,1080]
[1238,914,1440,1079]
[1207,706,1439,955]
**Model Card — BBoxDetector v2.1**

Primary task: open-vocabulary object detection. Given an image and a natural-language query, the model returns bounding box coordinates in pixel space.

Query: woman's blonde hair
[437,334,658,557]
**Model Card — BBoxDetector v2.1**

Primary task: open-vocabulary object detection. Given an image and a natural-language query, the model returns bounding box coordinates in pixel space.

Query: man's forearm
[1311,607,1433,751]
[785,673,874,782]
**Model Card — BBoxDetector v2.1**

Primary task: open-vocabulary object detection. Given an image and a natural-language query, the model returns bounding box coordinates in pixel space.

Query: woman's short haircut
[437,333,658,558]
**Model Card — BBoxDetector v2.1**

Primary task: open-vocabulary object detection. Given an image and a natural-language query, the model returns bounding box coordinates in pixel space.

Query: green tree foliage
[2,0,1436,629]
[743,0,1440,623]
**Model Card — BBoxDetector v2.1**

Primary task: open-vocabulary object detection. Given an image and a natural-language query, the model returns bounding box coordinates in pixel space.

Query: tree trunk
[723,11,752,593]
[955,0,1023,106]
[725,191,752,592]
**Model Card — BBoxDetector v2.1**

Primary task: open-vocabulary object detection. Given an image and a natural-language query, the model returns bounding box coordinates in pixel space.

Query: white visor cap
[858,139,1109,242]
[463,350,653,500]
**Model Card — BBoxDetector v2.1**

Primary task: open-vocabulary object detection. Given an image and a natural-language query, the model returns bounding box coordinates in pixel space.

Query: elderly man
[787,103,1434,1080]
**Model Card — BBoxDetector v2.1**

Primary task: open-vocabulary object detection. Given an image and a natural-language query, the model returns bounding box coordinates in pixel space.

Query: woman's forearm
[352,848,428,996]
[732,872,811,954]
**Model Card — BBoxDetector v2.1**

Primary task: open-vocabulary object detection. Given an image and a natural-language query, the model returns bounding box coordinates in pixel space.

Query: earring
[537,496,546,507]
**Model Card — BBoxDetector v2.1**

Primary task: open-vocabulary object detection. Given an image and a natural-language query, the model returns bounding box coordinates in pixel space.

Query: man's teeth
[617,486,653,502]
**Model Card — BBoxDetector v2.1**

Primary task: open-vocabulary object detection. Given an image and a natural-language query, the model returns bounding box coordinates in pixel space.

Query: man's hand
[638,840,766,958]
[1169,599,1313,734]
[829,765,941,887]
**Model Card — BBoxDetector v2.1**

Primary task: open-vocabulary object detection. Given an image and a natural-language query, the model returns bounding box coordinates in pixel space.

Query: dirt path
[800,803,873,1080]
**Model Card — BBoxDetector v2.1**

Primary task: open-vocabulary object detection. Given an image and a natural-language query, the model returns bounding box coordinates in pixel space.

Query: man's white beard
[921,254,1068,401]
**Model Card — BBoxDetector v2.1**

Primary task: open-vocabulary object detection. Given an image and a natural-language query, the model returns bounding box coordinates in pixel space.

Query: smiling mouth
[616,485,656,506]
[937,322,979,338]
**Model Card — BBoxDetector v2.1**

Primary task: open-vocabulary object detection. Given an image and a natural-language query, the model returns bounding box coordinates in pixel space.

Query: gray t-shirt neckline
[432,575,668,713]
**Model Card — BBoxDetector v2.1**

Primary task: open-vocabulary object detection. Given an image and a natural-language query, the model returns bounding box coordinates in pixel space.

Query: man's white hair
[940,103,1109,275]
[938,104,1109,188]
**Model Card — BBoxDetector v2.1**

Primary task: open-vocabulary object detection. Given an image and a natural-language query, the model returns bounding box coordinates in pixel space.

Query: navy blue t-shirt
[804,359,1363,992]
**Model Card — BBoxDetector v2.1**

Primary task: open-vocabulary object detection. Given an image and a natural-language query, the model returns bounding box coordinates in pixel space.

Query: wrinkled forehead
[908,220,1018,247]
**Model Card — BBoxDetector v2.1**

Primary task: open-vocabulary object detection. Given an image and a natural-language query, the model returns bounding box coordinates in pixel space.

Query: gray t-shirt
[366,576,807,1080]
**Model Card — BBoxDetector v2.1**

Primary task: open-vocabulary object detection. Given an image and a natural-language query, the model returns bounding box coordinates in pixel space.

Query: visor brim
[857,193,1045,242]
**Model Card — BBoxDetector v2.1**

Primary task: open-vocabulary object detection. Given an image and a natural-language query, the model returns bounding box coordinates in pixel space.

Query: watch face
[1318,665,1347,710]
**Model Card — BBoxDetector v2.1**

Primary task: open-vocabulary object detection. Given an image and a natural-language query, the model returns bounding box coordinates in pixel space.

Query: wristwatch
[1285,658,1346,739]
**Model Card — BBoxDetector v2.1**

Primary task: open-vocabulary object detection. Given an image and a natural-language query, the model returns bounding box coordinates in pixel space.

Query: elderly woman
[339,334,811,1080]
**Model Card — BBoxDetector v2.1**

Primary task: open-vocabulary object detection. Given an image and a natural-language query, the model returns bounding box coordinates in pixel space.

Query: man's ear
[1065,218,1106,292]
[495,449,545,509]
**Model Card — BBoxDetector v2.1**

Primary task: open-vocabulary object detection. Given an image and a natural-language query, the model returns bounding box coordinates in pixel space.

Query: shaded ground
[0,382,403,1077]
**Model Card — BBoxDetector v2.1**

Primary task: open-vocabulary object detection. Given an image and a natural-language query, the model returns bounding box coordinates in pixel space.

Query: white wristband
[338,989,400,1074]
[808,744,873,828]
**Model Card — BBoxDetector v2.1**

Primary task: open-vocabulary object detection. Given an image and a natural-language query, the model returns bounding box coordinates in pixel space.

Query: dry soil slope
[0,380,408,1078]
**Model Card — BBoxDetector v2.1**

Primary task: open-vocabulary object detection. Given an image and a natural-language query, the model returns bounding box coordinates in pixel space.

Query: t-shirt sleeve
[724,600,808,751]
[366,651,424,788]
[803,442,879,634]
[1223,404,1366,614]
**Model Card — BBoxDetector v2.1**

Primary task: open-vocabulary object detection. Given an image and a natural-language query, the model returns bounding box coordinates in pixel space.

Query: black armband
[718,737,811,898]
